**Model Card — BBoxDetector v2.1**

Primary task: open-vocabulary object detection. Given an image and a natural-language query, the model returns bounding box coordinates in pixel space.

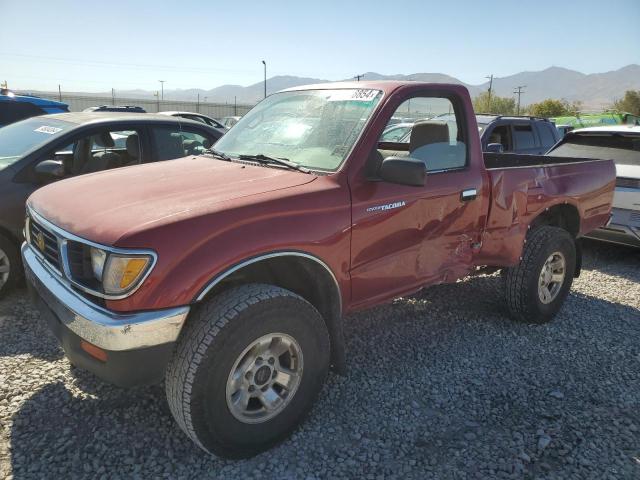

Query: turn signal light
[80,340,108,362]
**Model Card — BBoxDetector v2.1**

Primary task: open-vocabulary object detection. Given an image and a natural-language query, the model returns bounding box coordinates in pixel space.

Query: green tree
[529,99,571,118]
[613,90,640,115]
[473,92,516,115]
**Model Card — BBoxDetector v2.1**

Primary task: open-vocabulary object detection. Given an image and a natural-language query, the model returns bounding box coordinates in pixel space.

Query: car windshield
[0,117,73,171]
[550,132,640,166]
[214,89,383,171]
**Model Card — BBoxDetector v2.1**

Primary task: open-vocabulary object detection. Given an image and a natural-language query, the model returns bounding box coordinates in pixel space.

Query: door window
[151,126,214,160]
[378,97,466,172]
[513,124,536,150]
[180,129,214,155]
[43,129,141,176]
[538,123,557,149]
[487,125,512,151]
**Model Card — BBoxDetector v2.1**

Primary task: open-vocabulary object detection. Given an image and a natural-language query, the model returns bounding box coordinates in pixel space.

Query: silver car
[547,125,640,247]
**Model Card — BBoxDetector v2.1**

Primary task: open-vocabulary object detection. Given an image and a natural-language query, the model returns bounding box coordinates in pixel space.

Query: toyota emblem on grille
[35,231,46,253]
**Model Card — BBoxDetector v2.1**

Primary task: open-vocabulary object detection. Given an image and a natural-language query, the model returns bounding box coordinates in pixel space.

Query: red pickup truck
[22,81,615,458]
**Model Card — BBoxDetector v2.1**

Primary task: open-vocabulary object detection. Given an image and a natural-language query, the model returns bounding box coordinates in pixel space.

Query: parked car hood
[28,156,316,245]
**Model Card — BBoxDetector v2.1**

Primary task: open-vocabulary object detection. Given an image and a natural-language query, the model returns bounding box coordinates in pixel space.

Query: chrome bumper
[22,243,189,351]
[584,207,640,248]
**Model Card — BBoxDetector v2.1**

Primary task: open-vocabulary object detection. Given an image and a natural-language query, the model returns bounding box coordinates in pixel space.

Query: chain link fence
[23,92,255,119]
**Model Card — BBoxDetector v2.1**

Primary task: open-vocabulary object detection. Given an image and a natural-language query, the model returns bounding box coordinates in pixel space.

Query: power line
[0,52,257,75]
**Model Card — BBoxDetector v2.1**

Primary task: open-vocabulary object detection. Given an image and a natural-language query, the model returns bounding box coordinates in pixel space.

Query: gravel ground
[1,239,639,479]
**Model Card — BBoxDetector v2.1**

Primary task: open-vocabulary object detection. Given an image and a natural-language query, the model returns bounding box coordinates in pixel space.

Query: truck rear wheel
[165,283,330,458]
[503,226,576,324]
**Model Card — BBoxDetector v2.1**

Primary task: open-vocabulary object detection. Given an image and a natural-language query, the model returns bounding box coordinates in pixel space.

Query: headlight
[90,247,152,295]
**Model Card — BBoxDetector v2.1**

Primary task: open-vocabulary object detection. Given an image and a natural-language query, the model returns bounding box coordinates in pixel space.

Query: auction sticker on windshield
[327,89,379,102]
[34,126,63,134]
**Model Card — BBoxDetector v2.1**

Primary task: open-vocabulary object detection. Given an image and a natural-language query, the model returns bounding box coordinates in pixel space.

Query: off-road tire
[503,226,576,324]
[0,234,20,299]
[165,283,330,458]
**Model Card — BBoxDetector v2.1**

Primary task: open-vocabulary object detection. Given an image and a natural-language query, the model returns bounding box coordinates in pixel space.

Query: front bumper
[22,243,190,386]
[585,207,640,248]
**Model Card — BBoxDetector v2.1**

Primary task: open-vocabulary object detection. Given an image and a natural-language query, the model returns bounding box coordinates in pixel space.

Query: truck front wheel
[503,226,576,324]
[165,283,330,458]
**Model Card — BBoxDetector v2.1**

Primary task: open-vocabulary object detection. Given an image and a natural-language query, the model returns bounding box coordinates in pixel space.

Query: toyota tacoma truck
[22,81,615,458]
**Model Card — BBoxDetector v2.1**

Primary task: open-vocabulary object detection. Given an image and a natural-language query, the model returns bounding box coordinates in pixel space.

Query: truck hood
[29,156,316,245]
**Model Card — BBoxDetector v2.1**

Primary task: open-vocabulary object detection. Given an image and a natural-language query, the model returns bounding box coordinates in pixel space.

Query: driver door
[349,93,487,307]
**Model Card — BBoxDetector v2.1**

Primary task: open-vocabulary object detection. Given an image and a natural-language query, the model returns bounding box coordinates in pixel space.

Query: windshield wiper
[238,154,310,173]
[203,148,232,161]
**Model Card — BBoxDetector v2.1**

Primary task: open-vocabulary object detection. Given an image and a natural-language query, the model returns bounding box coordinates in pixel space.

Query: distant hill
[37,65,640,109]
[477,65,640,109]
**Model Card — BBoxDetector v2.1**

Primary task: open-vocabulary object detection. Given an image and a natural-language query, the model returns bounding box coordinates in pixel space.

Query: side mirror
[34,160,65,183]
[486,143,504,153]
[379,157,426,187]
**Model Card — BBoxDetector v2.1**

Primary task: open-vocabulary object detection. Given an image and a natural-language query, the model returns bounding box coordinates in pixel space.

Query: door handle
[461,188,477,202]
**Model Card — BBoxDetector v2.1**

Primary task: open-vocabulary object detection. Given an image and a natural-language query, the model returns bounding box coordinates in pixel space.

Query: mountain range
[59,65,640,110]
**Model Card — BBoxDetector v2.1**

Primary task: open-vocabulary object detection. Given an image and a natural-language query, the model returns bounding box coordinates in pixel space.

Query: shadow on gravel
[0,288,64,361]
[8,379,211,478]
[9,270,640,478]
[581,239,640,283]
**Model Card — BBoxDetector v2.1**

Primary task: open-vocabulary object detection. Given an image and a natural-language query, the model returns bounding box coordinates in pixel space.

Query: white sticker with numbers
[34,126,63,134]
[328,89,379,102]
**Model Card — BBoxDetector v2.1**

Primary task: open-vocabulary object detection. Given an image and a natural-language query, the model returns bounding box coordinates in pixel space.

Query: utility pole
[354,74,365,81]
[262,60,267,99]
[154,91,160,112]
[197,93,200,113]
[234,95,237,115]
[159,80,165,100]
[485,74,493,112]
[513,85,526,115]
[111,88,115,105]
[58,84,62,102]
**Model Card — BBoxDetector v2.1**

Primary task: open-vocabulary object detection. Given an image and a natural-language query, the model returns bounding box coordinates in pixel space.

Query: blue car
[0,90,69,127]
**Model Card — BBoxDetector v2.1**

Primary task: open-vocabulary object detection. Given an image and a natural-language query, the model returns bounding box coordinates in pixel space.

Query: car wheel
[166,283,331,458]
[503,226,576,324]
[0,234,20,299]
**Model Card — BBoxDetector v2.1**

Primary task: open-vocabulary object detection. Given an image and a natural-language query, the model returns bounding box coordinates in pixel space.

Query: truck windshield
[0,117,73,171]
[213,89,383,171]
[550,133,640,166]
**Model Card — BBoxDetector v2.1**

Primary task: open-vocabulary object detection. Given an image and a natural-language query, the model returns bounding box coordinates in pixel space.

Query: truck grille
[29,219,61,272]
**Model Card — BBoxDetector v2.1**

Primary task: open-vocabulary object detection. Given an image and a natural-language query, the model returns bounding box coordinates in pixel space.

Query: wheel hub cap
[254,365,271,385]
[226,333,303,424]
[538,251,566,304]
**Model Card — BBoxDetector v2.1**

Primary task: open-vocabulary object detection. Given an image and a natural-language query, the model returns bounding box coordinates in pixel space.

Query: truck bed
[476,154,615,266]
[483,152,606,170]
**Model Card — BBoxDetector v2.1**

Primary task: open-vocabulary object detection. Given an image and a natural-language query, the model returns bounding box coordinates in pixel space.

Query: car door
[349,91,488,307]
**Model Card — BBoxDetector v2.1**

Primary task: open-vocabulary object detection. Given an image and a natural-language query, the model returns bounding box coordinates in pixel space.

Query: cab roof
[282,80,465,95]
